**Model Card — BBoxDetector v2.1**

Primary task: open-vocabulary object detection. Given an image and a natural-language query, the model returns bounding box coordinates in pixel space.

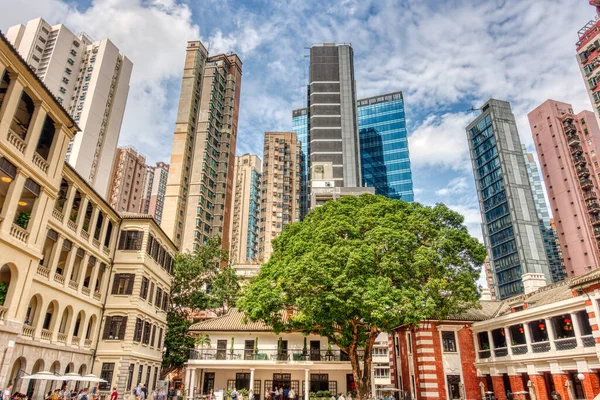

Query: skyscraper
[259,132,301,261]
[229,154,261,264]
[142,162,169,224]
[466,99,551,299]
[308,43,361,189]
[528,99,600,277]
[292,108,309,218]
[6,17,133,196]
[162,41,242,252]
[576,5,600,126]
[522,147,566,282]
[357,92,413,201]
[107,146,147,213]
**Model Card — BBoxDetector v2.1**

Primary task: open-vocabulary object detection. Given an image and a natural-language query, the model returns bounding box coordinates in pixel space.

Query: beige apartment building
[229,154,261,264]
[141,162,169,225]
[259,132,301,261]
[6,17,133,197]
[162,41,242,253]
[0,33,174,399]
[108,146,147,213]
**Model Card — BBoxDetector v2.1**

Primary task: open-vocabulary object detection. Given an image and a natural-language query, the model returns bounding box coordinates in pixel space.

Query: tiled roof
[448,301,503,322]
[189,309,276,332]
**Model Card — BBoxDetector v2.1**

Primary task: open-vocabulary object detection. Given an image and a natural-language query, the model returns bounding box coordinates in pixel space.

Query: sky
[0,0,596,245]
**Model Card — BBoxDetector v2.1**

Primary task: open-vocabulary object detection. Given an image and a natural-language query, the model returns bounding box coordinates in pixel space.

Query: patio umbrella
[479,382,485,399]
[81,374,107,383]
[527,380,537,400]
[59,373,86,381]
[22,372,64,381]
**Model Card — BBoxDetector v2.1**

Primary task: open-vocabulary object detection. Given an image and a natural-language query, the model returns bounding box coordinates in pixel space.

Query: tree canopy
[238,194,485,399]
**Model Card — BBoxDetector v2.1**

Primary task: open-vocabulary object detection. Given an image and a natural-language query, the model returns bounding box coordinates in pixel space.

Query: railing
[10,224,29,242]
[555,337,577,350]
[72,336,80,346]
[68,280,78,290]
[102,246,110,256]
[32,152,49,173]
[82,287,90,296]
[493,347,508,357]
[41,329,52,341]
[84,339,92,347]
[93,292,101,301]
[580,178,594,189]
[92,239,100,248]
[67,219,77,231]
[511,344,528,355]
[478,350,491,359]
[189,348,363,362]
[54,273,65,284]
[0,306,7,322]
[57,333,67,344]
[52,208,64,222]
[7,130,26,153]
[532,341,551,353]
[37,265,50,278]
[582,335,595,347]
[81,230,90,240]
[22,325,35,338]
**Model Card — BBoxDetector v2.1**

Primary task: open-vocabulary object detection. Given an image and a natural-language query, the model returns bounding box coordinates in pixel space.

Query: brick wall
[582,372,600,399]
[529,375,549,399]
[457,326,479,399]
[491,376,506,400]
[551,374,570,399]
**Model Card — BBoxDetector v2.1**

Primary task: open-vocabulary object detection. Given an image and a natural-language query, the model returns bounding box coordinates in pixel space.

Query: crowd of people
[0,383,118,400]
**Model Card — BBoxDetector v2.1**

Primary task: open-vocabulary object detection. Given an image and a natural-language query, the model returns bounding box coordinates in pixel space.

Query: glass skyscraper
[246,168,261,261]
[523,147,566,283]
[357,92,413,201]
[292,108,309,218]
[466,99,551,299]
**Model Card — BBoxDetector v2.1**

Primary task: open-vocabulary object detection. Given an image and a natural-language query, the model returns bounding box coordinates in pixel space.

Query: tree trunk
[348,327,379,400]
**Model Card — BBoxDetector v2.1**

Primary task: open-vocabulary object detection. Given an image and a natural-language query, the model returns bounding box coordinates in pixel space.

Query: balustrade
[21,325,35,338]
[10,224,29,243]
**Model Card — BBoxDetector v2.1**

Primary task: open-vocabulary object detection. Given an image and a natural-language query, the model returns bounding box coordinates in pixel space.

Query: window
[442,331,457,352]
[112,274,135,295]
[155,287,162,307]
[150,325,156,347]
[157,328,163,349]
[134,318,143,342]
[59,87,66,94]
[99,363,114,390]
[11,91,34,140]
[102,316,127,340]
[310,374,329,393]
[127,364,134,391]
[140,276,149,299]
[65,68,72,75]
[118,230,143,250]
[35,115,56,161]
[70,49,77,56]
[143,321,151,344]
[62,77,69,84]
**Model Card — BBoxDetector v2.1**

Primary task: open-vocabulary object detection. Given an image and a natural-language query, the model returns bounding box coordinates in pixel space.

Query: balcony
[52,208,64,222]
[582,335,596,347]
[578,167,590,177]
[7,129,26,154]
[54,273,65,284]
[587,202,600,212]
[580,178,594,189]
[37,265,50,278]
[40,329,51,341]
[571,144,584,155]
[57,333,67,344]
[81,230,90,240]
[532,341,551,353]
[494,347,508,357]
[21,325,35,338]
[511,344,528,355]
[68,280,78,290]
[478,350,491,359]
[584,191,598,201]
[592,215,600,225]
[554,337,577,351]
[188,348,362,363]
[573,155,587,165]
[32,153,49,174]
[10,224,29,243]
[568,135,581,147]
[67,219,77,231]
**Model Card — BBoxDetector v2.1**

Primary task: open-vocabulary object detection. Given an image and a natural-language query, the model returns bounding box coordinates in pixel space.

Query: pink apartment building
[528,100,600,277]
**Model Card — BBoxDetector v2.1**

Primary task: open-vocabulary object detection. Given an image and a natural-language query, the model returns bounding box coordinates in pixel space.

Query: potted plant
[303,337,308,359]
[15,211,30,229]
[325,342,334,359]
[253,336,258,359]
[230,337,235,358]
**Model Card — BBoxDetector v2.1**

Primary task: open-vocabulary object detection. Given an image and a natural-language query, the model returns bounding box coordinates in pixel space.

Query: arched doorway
[27,359,44,399]
[8,357,26,388]
[72,311,85,342]
[24,294,43,329]
[76,365,87,390]
[0,263,17,313]
[57,306,73,343]
[41,301,58,338]
[43,361,60,397]
[85,315,97,344]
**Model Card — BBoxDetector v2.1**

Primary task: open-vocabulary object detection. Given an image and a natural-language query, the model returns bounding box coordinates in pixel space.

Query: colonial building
[186,309,393,400]
[0,32,174,399]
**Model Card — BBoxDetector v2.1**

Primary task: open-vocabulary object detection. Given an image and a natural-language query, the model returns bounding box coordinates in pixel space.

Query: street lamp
[577,373,585,382]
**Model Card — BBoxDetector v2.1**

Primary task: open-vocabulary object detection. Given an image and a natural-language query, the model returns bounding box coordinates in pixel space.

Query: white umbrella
[81,374,107,383]
[59,373,86,382]
[22,372,64,381]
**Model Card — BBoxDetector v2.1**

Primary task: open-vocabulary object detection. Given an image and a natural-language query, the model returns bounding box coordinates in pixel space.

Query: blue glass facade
[292,108,309,218]
[357,93,413,201]
[246,169,261,261]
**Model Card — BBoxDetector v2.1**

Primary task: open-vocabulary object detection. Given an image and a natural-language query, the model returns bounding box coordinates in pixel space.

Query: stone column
[0,73,24,131]
[77,253,90,291]
[99,214,109,247]
[570,313,584,348]
[487,331,496,360]
[304,369,309,400]
[0,170,27,234]
[551,374,570,400]
[23,101,47,158]
[89,207,100,241]
[77,195,89,232]
[523,322,533,354]
[545,318,556,350]
[528,375,548,400]
[62,245,78,288]
[185,368,192,400]
[189,367,196,400]
[89,261,100,298]
[62,184,78,223]
[250,368,255,395]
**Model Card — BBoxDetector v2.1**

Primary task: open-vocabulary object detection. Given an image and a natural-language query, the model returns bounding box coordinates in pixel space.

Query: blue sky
[0,0,596,243]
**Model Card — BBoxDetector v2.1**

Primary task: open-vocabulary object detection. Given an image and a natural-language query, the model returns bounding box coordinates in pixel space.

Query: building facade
[292,108,308,219]
[6,17,133,197]
[185,309,392,400]
[229,154,261,264]
[528,100,600,277]
[357,92,413,202]
[259,132,301,261]
[0,34,173,399]
[466,99,551,299]
[308,43,361,190]
[141,162,169,225]
[576,6,600,127]
[107,146,147,214]
[162,41,242,252]
[522,148,566,283]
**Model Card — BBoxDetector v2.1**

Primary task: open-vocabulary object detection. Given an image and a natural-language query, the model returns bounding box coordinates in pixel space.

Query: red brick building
[392,270,600,400]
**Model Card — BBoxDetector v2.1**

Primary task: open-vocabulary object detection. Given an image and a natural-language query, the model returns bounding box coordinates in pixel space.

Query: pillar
[551,374,570,400]
[528,375,548,400]
[62,245,78,288]
[523,323,533,354]
[77,253,90,291]
[503,327,512,353]
[250,368,255,395]
[0,73,24,132]
[487,331,496,361]
[0,170,27,234]
[189,367,196,400]
[77,195,89,232]
[88,260,100,298]
[570,312,584,348]
[89,207,100,241]
[99,214,109,247]
[62,183,77,223]
[23,101,48,159]
[582,372,600,399]
[304,369,310,400]
[545,318,556,350]
[47,236,65,277]
[508,375,525,393]
[185,368,191,400]
[490,376,506,400]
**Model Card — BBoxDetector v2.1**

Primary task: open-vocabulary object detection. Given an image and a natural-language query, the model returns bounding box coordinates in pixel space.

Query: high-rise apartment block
[229,154,261,264]
[357,92,413,201]
[577,7,600,127]
[162,41,242,252]
[259,132,301,261]
[528,99,600,277]
[142,162,169,224]
[107,146,147,213]
[466,99,551,299]
[523,147,566,282]
[6,17,133,196]
[308,43,361,189]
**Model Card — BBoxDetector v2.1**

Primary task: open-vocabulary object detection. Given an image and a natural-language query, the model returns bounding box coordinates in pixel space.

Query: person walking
[110,388,118,400]
[230,388,238,400]
[288,389,295,400]
[2,385,12,400]
[248,390,254,400]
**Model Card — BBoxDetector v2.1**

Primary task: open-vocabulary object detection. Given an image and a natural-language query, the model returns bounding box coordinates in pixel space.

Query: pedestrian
[329,393,336,400]
[140,385,147,400]
[135,384,142,400]
[288,389,295,400]
[339,394,345,400]
[230,388,238,400]
[110,388,118,400]
[346,393,352,400]
[91,384,100,400]
[248,390,254,400]
[78,388,89,400]
[283,387,289,400]
[2,384,12,400]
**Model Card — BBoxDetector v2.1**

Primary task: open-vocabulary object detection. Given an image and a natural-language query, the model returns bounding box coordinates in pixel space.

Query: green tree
[162,237,241,377]
[238,195,485,400]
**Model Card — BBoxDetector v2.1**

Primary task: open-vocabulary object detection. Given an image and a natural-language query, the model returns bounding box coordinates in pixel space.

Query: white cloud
[408,112,474,171]
[436,176,469,196]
